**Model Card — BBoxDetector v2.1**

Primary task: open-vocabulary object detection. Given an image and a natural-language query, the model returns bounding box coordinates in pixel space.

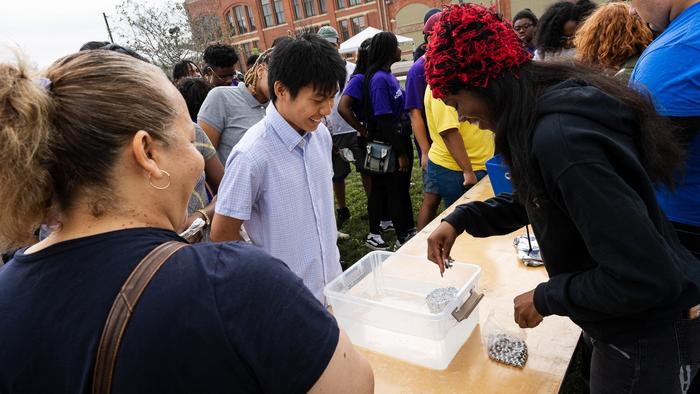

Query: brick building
[185,0,559,67]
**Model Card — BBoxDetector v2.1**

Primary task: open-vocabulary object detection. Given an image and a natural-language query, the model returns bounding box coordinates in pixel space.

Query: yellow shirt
[424,86,495,172]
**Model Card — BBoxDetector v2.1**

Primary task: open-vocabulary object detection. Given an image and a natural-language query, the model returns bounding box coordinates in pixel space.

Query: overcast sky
[1,0,168,68]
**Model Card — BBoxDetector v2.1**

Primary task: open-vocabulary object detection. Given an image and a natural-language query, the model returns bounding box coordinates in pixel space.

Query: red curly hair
[574,2,653,70]
[425,3,531,99]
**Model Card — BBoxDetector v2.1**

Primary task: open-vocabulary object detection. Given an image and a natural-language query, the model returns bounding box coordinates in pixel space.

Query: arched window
[234,6,249,33]
[226,5,258,36]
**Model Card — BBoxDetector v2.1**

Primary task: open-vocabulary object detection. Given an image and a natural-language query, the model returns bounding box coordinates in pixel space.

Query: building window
[247,7,257,30]
[339,19,350,41]
[226,11,236,36]
[348,0,361,6]
[260,0,274,27]
[318,0,327,14]
[336,0,345,9]
[273,0,286,23]
[293,0,303,19]
[234,6,249,34]
[351,16,365,33]
[303,0,317,17]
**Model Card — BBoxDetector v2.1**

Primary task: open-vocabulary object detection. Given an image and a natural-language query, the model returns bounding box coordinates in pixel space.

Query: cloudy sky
[1,0,168,68]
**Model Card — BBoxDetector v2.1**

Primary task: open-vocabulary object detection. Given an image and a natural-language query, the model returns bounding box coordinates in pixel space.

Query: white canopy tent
[338,27,414,54]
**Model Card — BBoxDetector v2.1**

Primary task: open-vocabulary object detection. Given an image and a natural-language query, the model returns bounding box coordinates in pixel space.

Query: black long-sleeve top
[443,80,700,343]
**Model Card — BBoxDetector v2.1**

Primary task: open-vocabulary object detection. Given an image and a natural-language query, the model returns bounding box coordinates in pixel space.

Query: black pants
[582,318,700,394]
[673,221,700,260]
[368,144,414,239]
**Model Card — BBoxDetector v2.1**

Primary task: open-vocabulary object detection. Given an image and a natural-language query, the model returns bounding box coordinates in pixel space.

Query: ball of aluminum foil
[425,286,459,313]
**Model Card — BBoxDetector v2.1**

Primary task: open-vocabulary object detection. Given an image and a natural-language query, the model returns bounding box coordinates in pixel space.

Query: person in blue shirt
[629,0,700,260]
[210,35,348,304]
[362,32,416,250]
[0,49,373,393]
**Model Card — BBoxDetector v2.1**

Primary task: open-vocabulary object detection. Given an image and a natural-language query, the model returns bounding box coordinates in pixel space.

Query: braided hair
[243,48,273,96]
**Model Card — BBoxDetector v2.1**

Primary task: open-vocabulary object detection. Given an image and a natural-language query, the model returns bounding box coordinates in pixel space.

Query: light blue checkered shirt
[216,103,342,303]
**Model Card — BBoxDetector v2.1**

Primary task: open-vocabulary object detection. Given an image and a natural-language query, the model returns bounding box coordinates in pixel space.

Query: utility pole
[103,12,115,43]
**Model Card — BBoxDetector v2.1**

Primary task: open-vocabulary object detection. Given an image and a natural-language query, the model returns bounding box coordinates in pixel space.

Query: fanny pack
[363,140,395,174]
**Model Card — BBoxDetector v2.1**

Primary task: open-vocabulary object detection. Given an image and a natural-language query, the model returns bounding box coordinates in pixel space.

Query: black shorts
[332,133,367,182]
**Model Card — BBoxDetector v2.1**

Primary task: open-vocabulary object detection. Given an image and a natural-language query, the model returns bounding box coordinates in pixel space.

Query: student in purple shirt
[405,12,440,172]
[339,39,395,241]
[406,12,444,232]
[339,39,371,132]
[362,32,416,249]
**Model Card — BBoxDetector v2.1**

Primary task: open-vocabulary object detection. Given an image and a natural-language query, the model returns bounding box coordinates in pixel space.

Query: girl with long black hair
[338,38,371,135]
[339,38,395,245]
[425,4,700,392]
[360,32,415,249]
[533,0,596,62]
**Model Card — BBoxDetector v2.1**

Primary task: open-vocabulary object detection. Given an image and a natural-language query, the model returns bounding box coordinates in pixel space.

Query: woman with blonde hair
[575,2,654,81]
[0,50,373,392]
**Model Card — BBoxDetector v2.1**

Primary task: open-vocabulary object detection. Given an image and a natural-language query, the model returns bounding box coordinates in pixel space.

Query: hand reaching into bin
[427,221,460,274]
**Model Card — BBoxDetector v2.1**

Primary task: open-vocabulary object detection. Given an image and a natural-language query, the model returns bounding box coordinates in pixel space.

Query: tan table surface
[357,176,581,394]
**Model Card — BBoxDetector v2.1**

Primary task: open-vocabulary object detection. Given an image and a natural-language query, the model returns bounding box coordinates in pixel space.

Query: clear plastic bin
[324,251,482,370]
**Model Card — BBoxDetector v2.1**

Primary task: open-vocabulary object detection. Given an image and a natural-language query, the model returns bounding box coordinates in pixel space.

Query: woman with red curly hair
[574,2,654,82]
[425,4,700,392]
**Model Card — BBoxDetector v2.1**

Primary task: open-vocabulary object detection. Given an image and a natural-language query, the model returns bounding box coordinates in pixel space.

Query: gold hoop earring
[148,170,171,190]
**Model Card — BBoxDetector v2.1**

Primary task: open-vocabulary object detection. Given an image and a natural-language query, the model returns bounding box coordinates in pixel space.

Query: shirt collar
[266,103,311,152]
[237,82,265,108]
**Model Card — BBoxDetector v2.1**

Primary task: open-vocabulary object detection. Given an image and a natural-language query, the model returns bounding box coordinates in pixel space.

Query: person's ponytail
[0,57,55,251]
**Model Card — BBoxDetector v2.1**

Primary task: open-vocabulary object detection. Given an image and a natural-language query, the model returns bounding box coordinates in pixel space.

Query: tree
[189,13,226,53]
[113,0,225,70]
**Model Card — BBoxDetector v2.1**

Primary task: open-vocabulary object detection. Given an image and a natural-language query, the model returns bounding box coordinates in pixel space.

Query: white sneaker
[337,231,350,240]
[365,234,389,250]
[380,220,394,232]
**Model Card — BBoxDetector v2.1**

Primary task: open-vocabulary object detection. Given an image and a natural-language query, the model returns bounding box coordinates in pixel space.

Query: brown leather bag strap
[92,240,188,394]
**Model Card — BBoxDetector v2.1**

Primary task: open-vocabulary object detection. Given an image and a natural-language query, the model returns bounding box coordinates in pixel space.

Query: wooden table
[358,176,581,393]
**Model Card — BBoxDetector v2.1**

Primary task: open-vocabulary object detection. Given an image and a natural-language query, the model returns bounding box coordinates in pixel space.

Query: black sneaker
[365,234,389,250]
[394,231,417,251]
[337,207,351,228]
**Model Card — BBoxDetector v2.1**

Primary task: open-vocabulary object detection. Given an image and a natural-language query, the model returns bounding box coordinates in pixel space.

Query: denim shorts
[424,160,486,207]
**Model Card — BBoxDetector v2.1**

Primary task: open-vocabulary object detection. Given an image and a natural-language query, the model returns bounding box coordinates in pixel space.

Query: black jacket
[443,80,700,343]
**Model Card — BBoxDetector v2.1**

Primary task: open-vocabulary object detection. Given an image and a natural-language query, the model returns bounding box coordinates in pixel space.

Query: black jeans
[368,144,414,239]
[584,318,700,393]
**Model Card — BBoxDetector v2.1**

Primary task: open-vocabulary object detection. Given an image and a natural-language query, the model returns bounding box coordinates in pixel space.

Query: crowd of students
[0,0,699,391]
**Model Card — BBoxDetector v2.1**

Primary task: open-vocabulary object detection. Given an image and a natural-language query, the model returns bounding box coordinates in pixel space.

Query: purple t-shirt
[343,73,366,122]
[370,70,405,122]
[404,57,427,111]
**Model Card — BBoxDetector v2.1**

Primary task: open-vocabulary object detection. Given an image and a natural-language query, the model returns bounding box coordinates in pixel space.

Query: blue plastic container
[485,155,513,195]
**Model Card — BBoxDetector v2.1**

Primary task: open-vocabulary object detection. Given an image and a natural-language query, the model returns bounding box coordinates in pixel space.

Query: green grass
[336,147,435,267]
